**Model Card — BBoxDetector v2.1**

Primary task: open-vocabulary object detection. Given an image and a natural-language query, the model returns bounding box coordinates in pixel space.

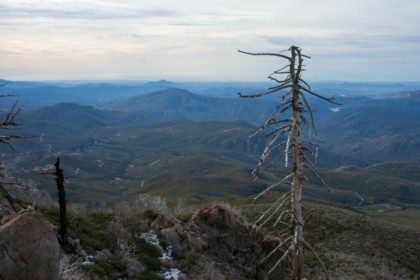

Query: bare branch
[261,236,293,263]
[254,176,293,201]
[252,191,292,230]
[268,245,293,274]
[273,208,292,227]
[303,161,333,194]
[299,86,341,105]
[298,78,312,91]
[238,84,292,98]
[239,46,337,279]
[300,92,316,131]
[255,196,291,232]
[303,240,330,280]
[238,50,291,61]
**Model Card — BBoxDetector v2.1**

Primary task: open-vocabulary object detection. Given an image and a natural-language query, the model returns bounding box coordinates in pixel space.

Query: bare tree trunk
[43,158,68,246]
[54,158,68,245]
[290,46,304,280]
[238,46,338,279]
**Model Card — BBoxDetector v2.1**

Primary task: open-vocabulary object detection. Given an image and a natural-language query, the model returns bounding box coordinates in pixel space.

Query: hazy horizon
[3,77,420,85]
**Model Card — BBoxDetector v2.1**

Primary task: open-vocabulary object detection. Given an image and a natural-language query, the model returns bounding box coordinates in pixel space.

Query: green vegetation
[362,205,420,230]
[185,250,199,266]
[129,237,163,271]
[2,83,419,279]
[40,205,114,251]
[240,200,420,279]
[39,205,165,279]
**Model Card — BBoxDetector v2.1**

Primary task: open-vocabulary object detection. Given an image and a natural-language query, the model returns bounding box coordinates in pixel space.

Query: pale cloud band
[1,0,419,81]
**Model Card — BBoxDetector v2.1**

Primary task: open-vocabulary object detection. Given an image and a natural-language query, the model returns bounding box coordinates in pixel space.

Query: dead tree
[43,158,68,246]
[0,90,28,211]
[0,98,22,147]
[238,46,339,280]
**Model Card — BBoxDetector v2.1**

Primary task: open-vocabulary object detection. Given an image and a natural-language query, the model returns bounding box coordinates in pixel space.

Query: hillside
[11,124,420,207]
[0,80,184,108]
[1,80,420,279]
[318,96,420,165]
[15,87,420,166]
[3,197,414,280]
[100,87,275,125]
[3,86,419,207]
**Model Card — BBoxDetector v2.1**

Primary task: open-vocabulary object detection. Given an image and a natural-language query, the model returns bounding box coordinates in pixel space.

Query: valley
[1,79,420,279]
[1,80,418,206]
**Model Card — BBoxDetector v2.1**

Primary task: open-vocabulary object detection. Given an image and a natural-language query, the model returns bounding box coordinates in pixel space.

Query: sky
[1,0,420,82]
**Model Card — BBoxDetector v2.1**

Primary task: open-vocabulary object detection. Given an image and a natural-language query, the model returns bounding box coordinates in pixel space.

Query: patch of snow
[139,231,183,279]
[140,230,160,247]
[81,255,94,266]
[162,268,182,280]
[160,245,173,261]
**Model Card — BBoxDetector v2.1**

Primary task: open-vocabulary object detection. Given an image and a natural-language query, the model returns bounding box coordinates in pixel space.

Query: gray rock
[0,209,60,280]
[94,249,113,262]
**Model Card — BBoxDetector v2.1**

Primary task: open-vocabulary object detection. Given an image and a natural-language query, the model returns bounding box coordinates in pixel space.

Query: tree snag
[239,46,339,280]
[0,87,28,211]
[43,158,68,246]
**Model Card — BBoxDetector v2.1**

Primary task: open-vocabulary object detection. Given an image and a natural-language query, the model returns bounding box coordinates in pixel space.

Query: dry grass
[303,202,420,279]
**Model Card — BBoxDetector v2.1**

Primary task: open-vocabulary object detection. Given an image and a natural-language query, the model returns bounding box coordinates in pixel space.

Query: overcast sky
[1,0,419,82]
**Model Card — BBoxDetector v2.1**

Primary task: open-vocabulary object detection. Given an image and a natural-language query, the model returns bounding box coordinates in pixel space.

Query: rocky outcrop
[0,209,60,280]
[157,205,287,280]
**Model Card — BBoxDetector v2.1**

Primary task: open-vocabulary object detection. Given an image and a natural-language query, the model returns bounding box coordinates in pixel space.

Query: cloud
[1,0,419,81]
[0,2,176,20]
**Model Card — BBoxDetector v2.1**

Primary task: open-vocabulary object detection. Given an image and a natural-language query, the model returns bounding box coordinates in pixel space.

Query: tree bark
[54,158,68,245]
[290,46,304,280]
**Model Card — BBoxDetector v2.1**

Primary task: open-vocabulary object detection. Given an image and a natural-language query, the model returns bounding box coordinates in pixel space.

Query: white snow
[139,231,183,280]
[162,268,182,280]
[140,230,160,247]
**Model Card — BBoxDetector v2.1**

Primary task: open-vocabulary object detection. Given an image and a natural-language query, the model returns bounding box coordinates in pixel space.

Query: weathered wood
[239,45,337,280]
[54,158,68,245]
[43,158,68,246]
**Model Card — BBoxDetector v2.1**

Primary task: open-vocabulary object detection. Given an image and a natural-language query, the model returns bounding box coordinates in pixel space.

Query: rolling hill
[317,96,420,165]
[2,79,420,279]
[100,87,275,125]
[2,84,419,208]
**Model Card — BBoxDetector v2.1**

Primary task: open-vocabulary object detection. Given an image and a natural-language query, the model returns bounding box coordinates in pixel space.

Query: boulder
[0,199,16,219]
[0,209,60,280]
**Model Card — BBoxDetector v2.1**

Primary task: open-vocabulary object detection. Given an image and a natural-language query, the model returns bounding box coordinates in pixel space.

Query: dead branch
[303,240,330,280]
[239,45,338,279]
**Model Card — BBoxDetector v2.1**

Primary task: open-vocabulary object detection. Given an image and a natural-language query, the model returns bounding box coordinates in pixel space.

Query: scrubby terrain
[2,193,418,280]
[1,81,419,279]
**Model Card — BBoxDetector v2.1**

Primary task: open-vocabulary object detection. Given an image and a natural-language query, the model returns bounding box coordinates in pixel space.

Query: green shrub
[176,212,193,223]
[128,237,163,271]
[143,209,159,220]
[185,250,199,266]
[69,211,115,251]
[83,259,120,277]
[139,271,164,280]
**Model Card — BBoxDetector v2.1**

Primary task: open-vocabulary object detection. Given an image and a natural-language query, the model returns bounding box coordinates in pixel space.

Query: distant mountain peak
[144,79,177,86]
[148,87,195,96]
